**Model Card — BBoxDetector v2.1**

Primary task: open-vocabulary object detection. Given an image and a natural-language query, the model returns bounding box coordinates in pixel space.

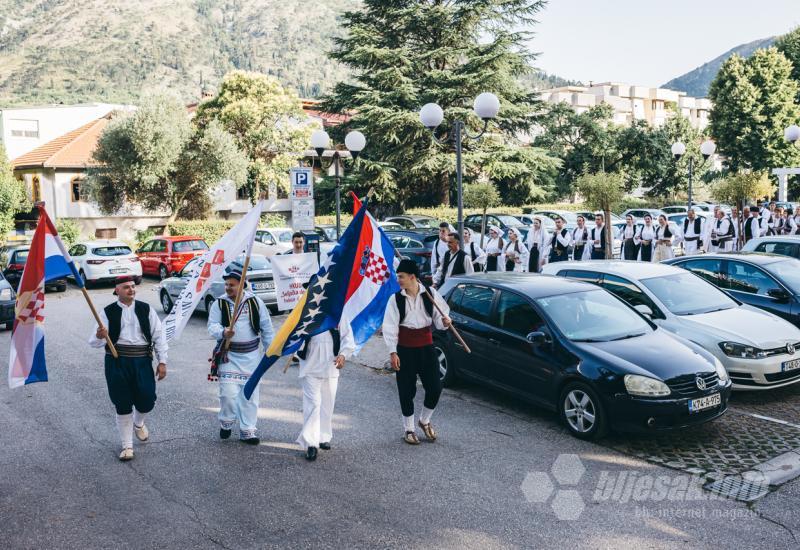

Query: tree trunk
[604,207,613,259]
[164,209,179,236]
[480,206,487,247]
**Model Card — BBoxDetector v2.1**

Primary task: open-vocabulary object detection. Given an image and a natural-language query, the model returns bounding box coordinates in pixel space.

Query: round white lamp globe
[785,125,800,143]
[344,131,366,153]
[310,130,330,151]
[419,103,444,129]
[671,141,686,158]
[700,140,717,158]
[473,92,500,120]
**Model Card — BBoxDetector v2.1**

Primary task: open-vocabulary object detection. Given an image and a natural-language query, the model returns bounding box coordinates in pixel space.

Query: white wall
[0,103,133,160]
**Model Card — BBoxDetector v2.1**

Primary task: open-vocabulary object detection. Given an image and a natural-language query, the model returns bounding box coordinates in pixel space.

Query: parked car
[464,213,527,236]
[137,236,209,280]
[436,272,730,439]
[315,225,338,243]
[159,253,278,315]
[621,208,666,222]
[532,210,578,230]
[378,221,404,231]
[253,227,294,257]
[544,260,800,390]
[0,272,16,329]
[665,253,800,330]
[384,230,435,283]
[68,240,142,287]
[742,235,800,260]
[576,211,623,224]
[516,214,556,233]
[0,245,66,292]
[383,215,441,230]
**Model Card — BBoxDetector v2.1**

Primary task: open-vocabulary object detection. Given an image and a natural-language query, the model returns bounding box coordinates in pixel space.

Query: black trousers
[573,245,585,261]
[395,345,442,417]
[591,247,606,260]
[105,355,157,415]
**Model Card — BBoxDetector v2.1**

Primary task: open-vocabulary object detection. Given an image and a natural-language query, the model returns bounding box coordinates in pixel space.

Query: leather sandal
[418,420,437,441]
[403,431,420,445]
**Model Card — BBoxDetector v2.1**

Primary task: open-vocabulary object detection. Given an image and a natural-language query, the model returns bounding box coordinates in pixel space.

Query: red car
[137,236,209,279]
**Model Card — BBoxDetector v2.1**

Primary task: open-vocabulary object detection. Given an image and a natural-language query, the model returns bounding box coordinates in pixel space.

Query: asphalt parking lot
[2,277,800,548]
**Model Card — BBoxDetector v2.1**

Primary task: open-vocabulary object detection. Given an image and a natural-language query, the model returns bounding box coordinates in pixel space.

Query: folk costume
[525,224,548,272]
[743,215,762,244]
[503,228,529,272]
[383,260,450,445]
[680,216,704,256]
[547,227,571,263]
[296,320,355,461]
[463,229,487,272]
[589,224,609,260]
[709,217,735,253]
[429,234,451,276]
[484,226,505,272]
[88,276,168,461]
[653,223,675,262]
[571,225,591,261]
[433,246,474,288]
[620,222,639,260]
[635,222,656,262]
[207,272,274,444]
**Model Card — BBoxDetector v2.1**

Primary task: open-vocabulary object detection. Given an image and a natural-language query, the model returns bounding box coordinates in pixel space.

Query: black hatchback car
[665,253,800,328]
[436,273,731,440]
[0,245,67,292]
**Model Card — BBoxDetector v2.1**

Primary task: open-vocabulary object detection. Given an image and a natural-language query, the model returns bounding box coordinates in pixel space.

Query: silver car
[158,254,278,315]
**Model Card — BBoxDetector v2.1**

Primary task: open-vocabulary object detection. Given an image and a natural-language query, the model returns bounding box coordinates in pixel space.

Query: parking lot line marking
[732,409,800,431]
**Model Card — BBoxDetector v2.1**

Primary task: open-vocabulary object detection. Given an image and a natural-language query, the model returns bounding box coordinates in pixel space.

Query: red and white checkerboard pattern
[364,252,389,285]
[16,288,45,324]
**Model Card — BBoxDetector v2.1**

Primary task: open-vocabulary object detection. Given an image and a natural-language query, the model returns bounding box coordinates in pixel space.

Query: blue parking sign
[290,168,314,199]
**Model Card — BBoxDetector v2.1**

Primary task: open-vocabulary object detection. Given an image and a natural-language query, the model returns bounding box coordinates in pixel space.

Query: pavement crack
[127,462,231,549]
[753,508,798,543]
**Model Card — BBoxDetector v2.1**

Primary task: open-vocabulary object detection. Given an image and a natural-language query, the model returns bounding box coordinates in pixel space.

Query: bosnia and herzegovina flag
[243,199,400,399]
[8,205,83,388]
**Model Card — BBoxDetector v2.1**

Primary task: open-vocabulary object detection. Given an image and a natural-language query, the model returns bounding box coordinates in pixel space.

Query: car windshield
[320,227,337,241]
[547,211,577,224]
[181,257,201,276]
[173,240,209,252]
[496,215,523,226]
[765,259,800,294]
[536,289,652,342]
[12,250,29,264]
[276,231,293,242]
[92,246,132,256]
[412,218,437,228]
[641,272,736,315]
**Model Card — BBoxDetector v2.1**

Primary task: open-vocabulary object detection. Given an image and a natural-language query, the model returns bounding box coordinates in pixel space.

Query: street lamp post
[419,93,500,249]
[775,125,800,202]
[671,139,717,211]
[310,129,366,239]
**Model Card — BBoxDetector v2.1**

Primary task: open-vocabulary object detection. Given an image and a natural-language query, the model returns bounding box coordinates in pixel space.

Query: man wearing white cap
[89,276,167,461]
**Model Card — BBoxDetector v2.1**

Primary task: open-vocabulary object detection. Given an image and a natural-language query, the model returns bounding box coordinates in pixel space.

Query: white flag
[162,201,263,341]
[271,252,319,311]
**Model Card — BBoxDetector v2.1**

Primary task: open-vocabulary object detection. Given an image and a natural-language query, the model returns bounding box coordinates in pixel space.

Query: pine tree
[321,0,559,209]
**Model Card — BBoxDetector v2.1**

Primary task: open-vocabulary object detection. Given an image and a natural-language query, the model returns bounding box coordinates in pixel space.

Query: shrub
[261,213,288,227]
[134,228,156,250]
[55,218,81,247]
[170,220,236,245]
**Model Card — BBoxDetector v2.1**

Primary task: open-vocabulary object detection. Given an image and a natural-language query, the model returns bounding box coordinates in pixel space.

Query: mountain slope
[662,36,777,97]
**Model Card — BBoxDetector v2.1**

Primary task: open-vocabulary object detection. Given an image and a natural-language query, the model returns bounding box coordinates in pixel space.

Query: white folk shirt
[298,321,356,379]
[88,300,168,364]
[571,226,589,247]
[635,224,656,245]
[620,224,637,240]
[682,218,704,239]
[503,241,529,272]
[465,241,487,266]
[590,225,608,251]
[433,250,474,286]
[429,239,450,275]
[383,285,449,354]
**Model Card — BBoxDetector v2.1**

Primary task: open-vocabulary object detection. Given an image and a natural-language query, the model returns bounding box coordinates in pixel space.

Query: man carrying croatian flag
[8,204,87,388]
[243,198,400,455]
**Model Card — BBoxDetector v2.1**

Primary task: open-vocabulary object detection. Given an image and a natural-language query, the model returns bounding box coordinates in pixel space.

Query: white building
[0,103,134,160]
[539,82,711,130]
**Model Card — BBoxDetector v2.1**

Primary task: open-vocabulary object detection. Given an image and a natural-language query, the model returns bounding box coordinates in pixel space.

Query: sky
[531,0,800,87]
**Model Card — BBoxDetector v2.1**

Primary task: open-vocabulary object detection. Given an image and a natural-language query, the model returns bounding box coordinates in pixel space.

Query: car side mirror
[634,304,653,318]
[768,288,791,302]
[526,331,548,346]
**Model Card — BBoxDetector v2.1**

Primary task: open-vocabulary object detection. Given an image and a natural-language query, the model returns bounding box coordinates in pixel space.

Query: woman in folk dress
[653,214,677,262]
[635,214,657,262]
[503,227,529,273]
[484,225,505,272]
[524,217,548,273]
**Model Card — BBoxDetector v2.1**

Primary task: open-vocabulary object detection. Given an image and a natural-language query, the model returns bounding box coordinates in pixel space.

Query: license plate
[110,268,127,274]
[688,393,721,413]
[252,282,274,291]
[782,359,800,372]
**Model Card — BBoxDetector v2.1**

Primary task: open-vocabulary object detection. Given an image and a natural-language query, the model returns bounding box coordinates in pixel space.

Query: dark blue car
[435,273,731,440]
[665,252,800,328]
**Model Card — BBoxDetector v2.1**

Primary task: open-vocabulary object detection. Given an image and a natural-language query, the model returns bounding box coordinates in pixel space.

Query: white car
[253,227,294,257]
[542,261,800,390]
[68,240,143,286]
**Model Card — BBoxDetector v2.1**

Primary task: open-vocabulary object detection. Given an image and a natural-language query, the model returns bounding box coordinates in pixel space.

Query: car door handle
[488,338,501,346]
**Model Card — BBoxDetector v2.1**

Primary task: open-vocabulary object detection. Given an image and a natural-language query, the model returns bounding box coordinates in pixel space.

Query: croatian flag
[244,199,399,399]
[8,205,82,388]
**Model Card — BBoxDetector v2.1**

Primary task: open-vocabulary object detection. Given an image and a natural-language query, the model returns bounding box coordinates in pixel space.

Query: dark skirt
[623,239,638,260]
[528,246,540,273]
[486,255,499,272]
[591,247,606,260]
[506,259,515,272]
[640,243,653,262]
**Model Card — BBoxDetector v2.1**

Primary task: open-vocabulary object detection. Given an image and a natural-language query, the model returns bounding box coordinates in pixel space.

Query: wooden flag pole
[223,253,252,352]
[80,287,118,358]
[422,286,471,354]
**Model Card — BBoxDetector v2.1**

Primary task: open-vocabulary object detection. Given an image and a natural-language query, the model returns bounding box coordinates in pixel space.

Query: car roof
[152,235,204,241]
[80,240,130,247]
[545,259,684,279]
[673,252,791,266]
[747,235,800,243]
[446,272,598,298]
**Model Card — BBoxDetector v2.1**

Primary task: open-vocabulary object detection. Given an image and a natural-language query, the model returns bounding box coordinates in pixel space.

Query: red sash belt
[398,326,433,348]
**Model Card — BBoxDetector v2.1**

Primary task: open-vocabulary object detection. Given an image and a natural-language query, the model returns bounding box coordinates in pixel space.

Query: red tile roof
[12,114,112,170]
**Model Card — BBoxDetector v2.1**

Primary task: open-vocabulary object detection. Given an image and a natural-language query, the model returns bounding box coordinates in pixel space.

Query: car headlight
[624,374,671,397]
[719,341,767,359]
[714,358,729,382]
[0,287,13,301]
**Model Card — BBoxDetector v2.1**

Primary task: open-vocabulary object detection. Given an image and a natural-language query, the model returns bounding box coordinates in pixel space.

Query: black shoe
[319,442,331,450]
[219,428,231,440]
[305,447,318,461]
[241,437,260,445]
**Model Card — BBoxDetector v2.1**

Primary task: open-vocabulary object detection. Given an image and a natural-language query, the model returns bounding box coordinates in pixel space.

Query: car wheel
[433,341,457,387]
[159,264,169,280]
[79,270,91,289]
[160,290,173,314]
[558,382,608,440]
[205,295,215,314]
[57,282,66,292]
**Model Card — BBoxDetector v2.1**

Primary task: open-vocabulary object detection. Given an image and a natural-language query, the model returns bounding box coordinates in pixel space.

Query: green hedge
[170,220,236,244]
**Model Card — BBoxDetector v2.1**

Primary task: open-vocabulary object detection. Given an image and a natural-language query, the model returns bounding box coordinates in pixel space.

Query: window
[152,240,167,253]
[257,231,276,246]
[560,269,602,285]
[70,244,87,256]
[236,186,248,200]
[139,241,154,253]
[726,261,781,296]
[9,119,39,138]
[70,177,88,202]
[390,236,411,249]
[680,259,726,288]
[172,240,209,252]
[11,250,29,264]
[496,291,544,338]
[95,228,117,239]
[447,285,465,311]
[601,274,663,319]
[754,241,799,258]
[31,176,41,202]
[92,246,133,257]
[456,285,495,323]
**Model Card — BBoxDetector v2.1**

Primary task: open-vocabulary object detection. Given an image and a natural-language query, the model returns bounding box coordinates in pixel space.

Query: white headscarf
[463,227,475,241]
[488,225,502,238]
[508,227,523,241]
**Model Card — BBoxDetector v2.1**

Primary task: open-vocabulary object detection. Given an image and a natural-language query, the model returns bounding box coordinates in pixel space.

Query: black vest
[683,218,702,235]
[656,225,672,239]
[105,301,152,346]
[551,229,568,252]
[296,329,340,360]
[218,296,261,334]
[440,249,467,282]
[469,242,478,261]
[591,226,605,244]
[745,218,757,240]
[395,287,434,323]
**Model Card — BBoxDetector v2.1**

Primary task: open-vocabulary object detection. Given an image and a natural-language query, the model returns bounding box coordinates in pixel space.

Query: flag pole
[80,287,118,358]
[422,286,471,354]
